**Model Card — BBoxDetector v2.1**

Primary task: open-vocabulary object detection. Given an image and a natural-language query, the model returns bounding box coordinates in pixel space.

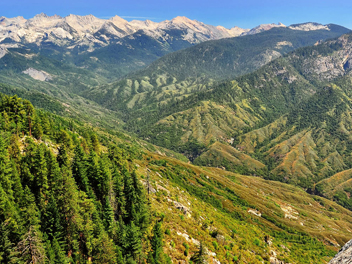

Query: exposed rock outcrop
[329,239,352,264]
[0,46,6,59]
[22,68,53,81]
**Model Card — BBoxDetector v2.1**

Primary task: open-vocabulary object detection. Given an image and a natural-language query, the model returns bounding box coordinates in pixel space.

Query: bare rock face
[22,68,53,81]
[289,22,330,31]
[0,46,7,59]
[329,239,352,264]
[300,35,352,81]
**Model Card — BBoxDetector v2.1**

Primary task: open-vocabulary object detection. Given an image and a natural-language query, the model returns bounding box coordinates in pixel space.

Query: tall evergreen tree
[72,145,90,194]
[112,167,126,219]
[125,221,142,261]
[0,222,18,263]
[0,136,13,198]
[150,221,163,264]
[16,225,47,264]
[103,196,114,232]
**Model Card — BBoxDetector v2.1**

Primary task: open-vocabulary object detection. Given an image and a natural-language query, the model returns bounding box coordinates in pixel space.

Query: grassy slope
[134,153,352,263]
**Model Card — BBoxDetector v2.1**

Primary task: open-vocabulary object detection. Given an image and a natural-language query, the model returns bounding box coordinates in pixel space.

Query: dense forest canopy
[0,94,169,263]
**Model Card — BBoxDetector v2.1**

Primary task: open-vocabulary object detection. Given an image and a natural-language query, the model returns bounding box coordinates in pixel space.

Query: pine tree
[32,116,43,140]
[123,169,138,225]
[131,171,149,232]
[23,100,34,137]
[72,145,90,193]
[90,134,100,153]
[87,151,100,197]
[1,111,9,131]
[8,134,21,164]
[21,138,37,187]
[42,194,64,241]
[10,159,23,203]
[92,233,117,264]
[16,225,47,264]
[103,196,114,232]
[96,155,111,201]
[32,144,49,206]
[112,167,126,218]
[0,222,19,263]
[57,143,70,168]
[190,242,208,264]
[51,237,68,264]
[17,188,47,264]
[150,221,163,264]
[124,221,142,261]
[0,135,13,198]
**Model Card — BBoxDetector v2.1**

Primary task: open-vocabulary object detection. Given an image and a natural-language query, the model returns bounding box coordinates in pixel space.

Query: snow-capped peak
[289,22,330,31]
[216,25,250,37]
[0,13,335,53]
[109,15,129,25]
[243,22,286,35]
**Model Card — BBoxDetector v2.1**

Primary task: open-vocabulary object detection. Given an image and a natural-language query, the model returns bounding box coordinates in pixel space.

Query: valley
[1,12,352,263]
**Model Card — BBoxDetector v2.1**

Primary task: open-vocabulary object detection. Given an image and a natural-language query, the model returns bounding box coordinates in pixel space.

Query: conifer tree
[103,196,114,232]
[57,143,70,168]
[0,222,18,264]
[125,221,142,261]
[17,190,47,264]
[10,159,23,203]
[91,134,100,153]
[150,221,163,264]
[8,134,21,164]
[190,242,207,264]
[112,167,126,218]
[96,155,111,201]
[17,225,47,264]
[1,111,9,131]
[33,144,49,206]
[23,100,34,137]
[51,237,68,264]
[0,136,13,198]
[42,195,64,242]
[72,145,90,193]
[92,233,117,264]
[123,170,138,224]
[116,246,124,264]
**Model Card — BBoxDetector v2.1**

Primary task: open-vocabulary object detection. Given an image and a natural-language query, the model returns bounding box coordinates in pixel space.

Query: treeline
[0,94,165,263]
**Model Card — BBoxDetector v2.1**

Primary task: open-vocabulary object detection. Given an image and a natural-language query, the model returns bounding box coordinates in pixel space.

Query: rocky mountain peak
[109,15,129,24]
[170,16,194,24]
[0,13,343,53]
[34,12,48,18]
[0,16,26,27]
[289,22,330,31]
[244,22,286,35]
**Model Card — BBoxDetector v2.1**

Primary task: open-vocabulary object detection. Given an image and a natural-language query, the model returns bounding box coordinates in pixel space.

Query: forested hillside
[82,25,350,112]
[0,94,157,263]
[2,94,352,263]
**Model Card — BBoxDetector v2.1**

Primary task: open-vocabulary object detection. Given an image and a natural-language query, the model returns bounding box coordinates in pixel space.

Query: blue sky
[2,0,352,29]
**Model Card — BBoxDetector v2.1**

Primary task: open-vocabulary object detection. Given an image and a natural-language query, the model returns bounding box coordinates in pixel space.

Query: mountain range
[1,14,346,80]
[2,13,352,263]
